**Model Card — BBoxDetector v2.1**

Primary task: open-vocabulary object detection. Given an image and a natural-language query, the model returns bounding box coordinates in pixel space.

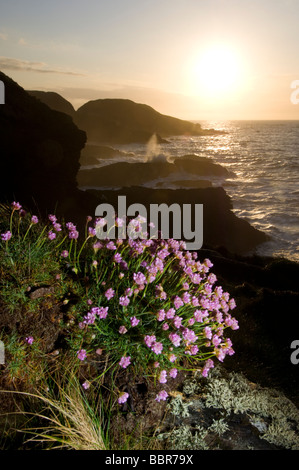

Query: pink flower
[125,287,133,297]
[144,335,156,348]
[69,230,79,239]
[53,223,62,232]
[82,381,90,390]
[119,356,131,369]
[169,332,181,347]
[133,272,147,285]
[1,231,12,241]
[173,296,184,309]
[31,215,39,224]
[48,231,56,240]
[173,316,182,329]
[158,370,167,384]
[106,241,116,250]
[169,368,178,379]
[66,222,76,230]
[119,295,130,307]
[25,336,34,345]
[166,308,176,319]
[155,390,168,402]
[12,201,22,210]
[182,292,191,304]
[185,344,199,356]
[49,214,57,223]
[119,325,128,334]
[130,316,140,327]
[113,253,122,263]
[88,227,96,237]
[169,354,177,363]
[77,349,87,361]
[204,326,212,340]
[116,217,124,227]
[105,288,115,300]
[118,392,129,404]
[151,341,163,355]
[83,311,96,325]
[61,250,69,258]
[157,309,166,321]
[97,307,109,319]
[182,328,198,344]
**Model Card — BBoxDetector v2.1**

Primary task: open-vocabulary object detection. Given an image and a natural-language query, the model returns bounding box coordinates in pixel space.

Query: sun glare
[188,45,243,100]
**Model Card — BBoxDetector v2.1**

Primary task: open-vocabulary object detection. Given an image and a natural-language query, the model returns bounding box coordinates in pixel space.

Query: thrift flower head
[25,336,34,345]
[82,381,90,390]
[158,370,167,384]
[169,332,181,347]
[12,202,21,210]
[77,349,87,361]
[151,341,163,354]
[130,316,140,327]
[1,231,12,242]
[61,250,69,258]
[105,288,115,300]
[53,223,62,232]
[133,272,147,286]
[48,231,56,241]
[119,356,131,369]
[118,392,129,404]
[69,230,79,239]
[119,295,130,307]
[31,215,39,224]
[144,335,156,348]
[48,214,57,223]
[155,390,168,402]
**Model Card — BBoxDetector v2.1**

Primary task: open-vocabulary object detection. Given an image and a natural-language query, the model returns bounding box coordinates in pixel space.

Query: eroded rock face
[0,71,86,213]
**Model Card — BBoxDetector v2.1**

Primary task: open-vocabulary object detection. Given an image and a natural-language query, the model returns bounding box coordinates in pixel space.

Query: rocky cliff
[0,71,86,215]
[28,90,76,118]
[74,98,221,144]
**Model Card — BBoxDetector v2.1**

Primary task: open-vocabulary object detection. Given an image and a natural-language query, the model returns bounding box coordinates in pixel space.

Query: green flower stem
[23,223,33,242]
[9,208,15,233]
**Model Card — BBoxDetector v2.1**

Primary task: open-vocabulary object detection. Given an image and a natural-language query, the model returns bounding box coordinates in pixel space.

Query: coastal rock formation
[27,90,76,119]
[0,71,86,215]
[87,186,268,255]
[75,98,221,144]
[77,156,230,188]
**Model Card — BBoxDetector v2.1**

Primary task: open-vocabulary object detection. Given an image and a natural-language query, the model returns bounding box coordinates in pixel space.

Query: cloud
[0,56,86,76]
[0,33,8,41]
[18,38,28,46]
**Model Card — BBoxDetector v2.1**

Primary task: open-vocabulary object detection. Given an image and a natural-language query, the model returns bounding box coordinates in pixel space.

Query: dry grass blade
[1,377,107,450]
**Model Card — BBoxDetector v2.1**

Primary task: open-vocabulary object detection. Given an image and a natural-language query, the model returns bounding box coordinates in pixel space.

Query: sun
[188,45,242,99]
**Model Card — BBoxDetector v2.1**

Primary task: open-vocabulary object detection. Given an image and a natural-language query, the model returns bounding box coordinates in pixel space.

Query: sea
[80,120,299,263]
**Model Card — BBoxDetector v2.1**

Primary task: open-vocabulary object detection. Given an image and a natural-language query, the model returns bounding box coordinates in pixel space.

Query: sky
[1,0,299,121]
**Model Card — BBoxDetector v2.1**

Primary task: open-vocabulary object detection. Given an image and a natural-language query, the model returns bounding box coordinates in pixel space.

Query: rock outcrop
[0,71,86,215]
[77,156,231,188]
[86,186,269,255]
[74,98,221,144]
[27,90,76,119]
